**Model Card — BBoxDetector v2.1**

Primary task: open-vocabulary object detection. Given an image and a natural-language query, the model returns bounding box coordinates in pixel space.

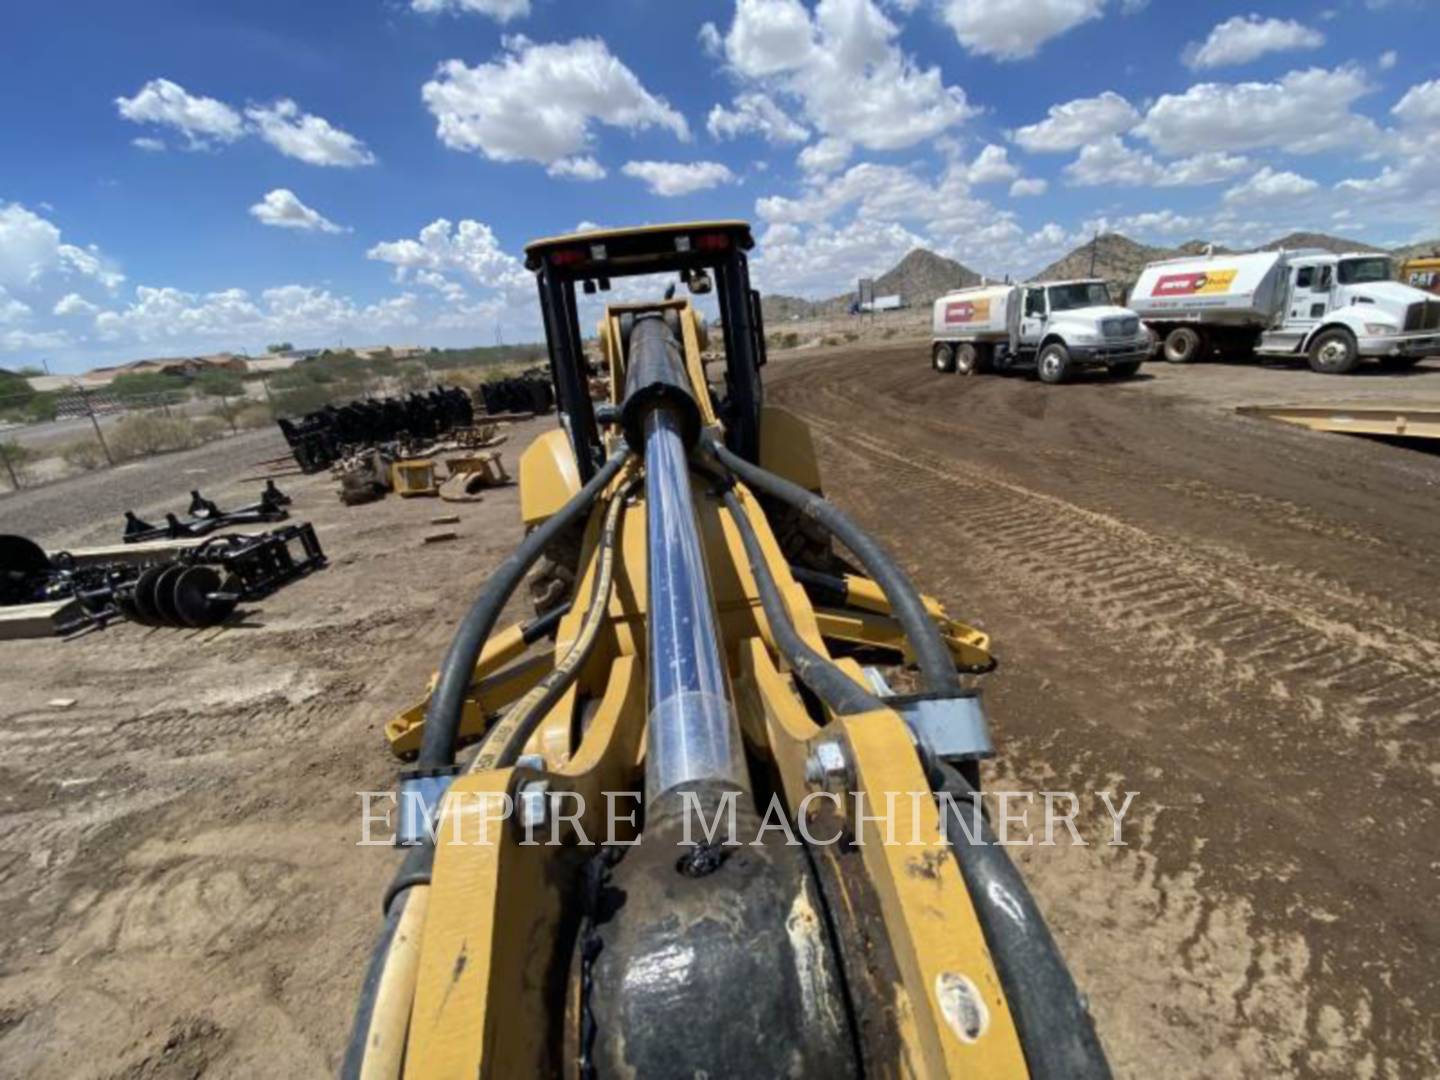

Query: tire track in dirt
[768,350,1440,1077]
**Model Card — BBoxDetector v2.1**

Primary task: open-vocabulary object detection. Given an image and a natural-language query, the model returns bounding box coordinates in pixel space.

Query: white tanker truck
[930,279,1152,384]
[1130,249,1440,374]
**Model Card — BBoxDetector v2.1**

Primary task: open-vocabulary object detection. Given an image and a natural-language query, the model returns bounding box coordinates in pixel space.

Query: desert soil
[1,346,1437,1077]
[766,345,1440,1079]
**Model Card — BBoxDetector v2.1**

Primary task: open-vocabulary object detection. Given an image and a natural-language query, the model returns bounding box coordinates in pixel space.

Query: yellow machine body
[352,223,1103,1080]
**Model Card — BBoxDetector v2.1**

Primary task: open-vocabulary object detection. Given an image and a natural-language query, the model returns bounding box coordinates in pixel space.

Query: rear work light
[694,233,731,251]
[549,247,587,266]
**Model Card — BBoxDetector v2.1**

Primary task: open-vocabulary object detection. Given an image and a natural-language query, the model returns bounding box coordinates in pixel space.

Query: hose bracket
[396,765,461,846]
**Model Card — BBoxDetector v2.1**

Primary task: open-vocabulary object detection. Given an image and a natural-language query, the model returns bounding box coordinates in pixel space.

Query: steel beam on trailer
[1237,404,1440,440]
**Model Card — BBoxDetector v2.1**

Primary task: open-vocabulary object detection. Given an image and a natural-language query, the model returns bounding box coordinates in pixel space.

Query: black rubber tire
[1378,355,1422,371]
[1163,327,1203,363]
[1110,360,1142,379]
[954,343,979,376]
[1036,342,1072,385]
[1308,328,1359,374]
[932,342,956,373]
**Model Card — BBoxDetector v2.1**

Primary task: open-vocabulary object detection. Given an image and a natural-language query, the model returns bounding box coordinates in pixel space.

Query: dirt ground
[0,418,551,1079]
[766,344,1440,1078]
[1,344,1438,1078]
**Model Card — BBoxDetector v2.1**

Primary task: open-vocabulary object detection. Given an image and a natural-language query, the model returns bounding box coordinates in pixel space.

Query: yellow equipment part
[350,221,1102,1080]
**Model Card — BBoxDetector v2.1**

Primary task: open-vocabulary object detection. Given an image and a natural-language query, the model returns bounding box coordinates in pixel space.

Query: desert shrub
[108,413,203,460]
[191,416,228,442]
[60,438,108,472]
[231,403,274,430]
[397,363,433,393]
[110,371,189,401]
[768,331,801,350]
[272,384,337,418]
[0,439,40,487]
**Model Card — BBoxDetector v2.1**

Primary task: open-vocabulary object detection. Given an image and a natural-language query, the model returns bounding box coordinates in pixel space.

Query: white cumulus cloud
[546,155,608,181]
[52,293,99,317]
[248,189,347,233]
[1392,78,1440,128]
[1135,66,1379,156]
[940,0,1104,61]
[1012,92,1139,152]
[715,0,975,151]
[409,0,530,21]
[621,160,738,196]
[1223,166,1320,204]
[366,218,531,297]
[966,144,1019,184]
[707,92,809,144]
[421,36,689,168]
[115,78,246,148]
[798,136,853,174]
[1183,15,1324,70]
[1062,136,1250,187]
[1009,177,1048,197]
[245,100,376,167]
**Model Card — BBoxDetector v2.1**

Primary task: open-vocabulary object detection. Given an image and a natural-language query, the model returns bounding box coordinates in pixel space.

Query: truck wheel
[955,343,979,376]
[1110,361,1142,379]
[1163,327,1203,363]
[1308,328,1359,374]
[932,342,955,373]
[1037,343,1072,384]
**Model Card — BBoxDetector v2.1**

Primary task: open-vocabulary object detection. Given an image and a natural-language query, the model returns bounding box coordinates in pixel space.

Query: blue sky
[2,0,1437,373]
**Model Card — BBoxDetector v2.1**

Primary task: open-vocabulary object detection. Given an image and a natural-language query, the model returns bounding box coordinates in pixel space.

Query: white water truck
[1130,249,1440,374]
[931,279,1152,384]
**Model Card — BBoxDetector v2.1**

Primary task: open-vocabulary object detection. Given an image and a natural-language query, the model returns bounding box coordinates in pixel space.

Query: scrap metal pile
[277,386,478,473]
[1,481,326,637]
[332,424,510,505]
[475,367,555,416]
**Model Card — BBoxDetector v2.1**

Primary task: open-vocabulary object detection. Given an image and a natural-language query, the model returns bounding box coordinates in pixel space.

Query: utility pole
[80,387,115,467]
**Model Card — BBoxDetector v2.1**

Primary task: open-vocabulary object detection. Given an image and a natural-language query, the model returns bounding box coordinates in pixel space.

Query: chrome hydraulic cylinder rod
[641,406,747,804]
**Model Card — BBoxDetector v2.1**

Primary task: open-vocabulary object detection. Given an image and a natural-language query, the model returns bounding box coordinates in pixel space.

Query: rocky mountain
[1033,233,1176,300]
[761,247,981,323]
[871,248,982,304]
[1392,238,1440,263]
[1257,232,1383,254]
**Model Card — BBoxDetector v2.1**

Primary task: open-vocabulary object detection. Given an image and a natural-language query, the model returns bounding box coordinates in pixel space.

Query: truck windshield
[1337,258,1392,285]
[1047,283,1111,311]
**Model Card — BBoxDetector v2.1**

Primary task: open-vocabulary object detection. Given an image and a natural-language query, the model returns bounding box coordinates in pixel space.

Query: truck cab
[1260,253,1440,373]
[1011,279,1152,383]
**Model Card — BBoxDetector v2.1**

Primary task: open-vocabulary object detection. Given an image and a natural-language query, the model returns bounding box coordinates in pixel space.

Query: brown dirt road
[768,344,1440,1078]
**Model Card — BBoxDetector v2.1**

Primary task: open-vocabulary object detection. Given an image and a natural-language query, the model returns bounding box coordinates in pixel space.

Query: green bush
[60,438,108,472]
[109,413,203,460]
[109,371,190,401]
[272,384,336,418]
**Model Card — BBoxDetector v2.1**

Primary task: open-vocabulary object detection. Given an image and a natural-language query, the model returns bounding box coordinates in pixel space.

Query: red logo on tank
[1151,272,1210,296]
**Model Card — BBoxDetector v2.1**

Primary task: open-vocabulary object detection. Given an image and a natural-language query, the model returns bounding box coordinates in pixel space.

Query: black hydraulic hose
[932,762,1111,1080]
[705,437,960,694]
[469,480,630,772]
[417,449,630,769]
[341,886,412,1080]
[716,481,882,716]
